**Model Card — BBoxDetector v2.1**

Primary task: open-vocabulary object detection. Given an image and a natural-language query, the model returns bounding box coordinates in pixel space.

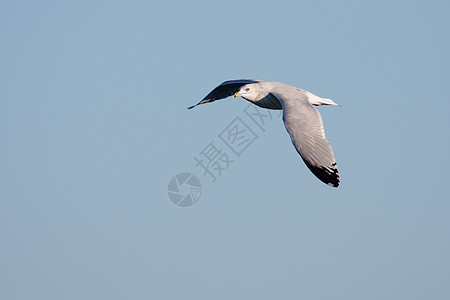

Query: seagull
[188,79,340,187]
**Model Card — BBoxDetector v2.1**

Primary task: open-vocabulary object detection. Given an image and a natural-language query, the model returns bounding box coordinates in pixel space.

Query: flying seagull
[188,79,340,187]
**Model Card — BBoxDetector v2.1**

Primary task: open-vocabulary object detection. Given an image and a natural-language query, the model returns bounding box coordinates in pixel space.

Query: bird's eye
[245,88,250,91]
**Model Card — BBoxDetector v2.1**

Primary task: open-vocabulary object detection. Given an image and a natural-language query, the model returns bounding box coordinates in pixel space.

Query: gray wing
[188,79,260,109]
[272,91,339,187]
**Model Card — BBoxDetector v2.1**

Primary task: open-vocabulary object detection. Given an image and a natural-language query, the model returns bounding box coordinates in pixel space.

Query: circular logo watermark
[167,173,202,207]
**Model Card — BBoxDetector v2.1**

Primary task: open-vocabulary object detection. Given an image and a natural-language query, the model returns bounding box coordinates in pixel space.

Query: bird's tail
[306,91,339,106]
[316,97,339,106]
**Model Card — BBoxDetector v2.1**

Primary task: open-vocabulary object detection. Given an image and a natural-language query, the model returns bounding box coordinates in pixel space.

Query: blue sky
[1,0,449,299]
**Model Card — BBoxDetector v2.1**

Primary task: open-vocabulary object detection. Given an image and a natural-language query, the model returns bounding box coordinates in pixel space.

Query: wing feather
[187,79,260,109]
[271,90,340,187]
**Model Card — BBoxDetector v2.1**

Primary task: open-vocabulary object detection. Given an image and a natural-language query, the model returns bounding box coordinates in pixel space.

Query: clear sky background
[1,0,449,299]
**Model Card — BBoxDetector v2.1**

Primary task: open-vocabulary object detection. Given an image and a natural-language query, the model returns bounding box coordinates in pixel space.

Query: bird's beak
[233,92,241,98]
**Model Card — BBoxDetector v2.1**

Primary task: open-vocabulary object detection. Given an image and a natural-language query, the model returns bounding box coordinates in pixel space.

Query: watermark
[193,141,235,182]
[167,172,202,207]
[167,104,282,207]
[219,117,258,157]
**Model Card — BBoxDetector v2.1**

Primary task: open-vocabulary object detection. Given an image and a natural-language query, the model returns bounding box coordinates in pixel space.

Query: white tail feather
[306,91,339,106]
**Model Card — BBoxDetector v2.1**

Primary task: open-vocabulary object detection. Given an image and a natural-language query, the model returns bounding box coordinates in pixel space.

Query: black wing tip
[187,98,211,110]
[327,179,340,188]
[304,161,340,188]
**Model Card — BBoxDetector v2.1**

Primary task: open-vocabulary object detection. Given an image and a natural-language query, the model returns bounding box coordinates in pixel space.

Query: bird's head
[233,83,261,101]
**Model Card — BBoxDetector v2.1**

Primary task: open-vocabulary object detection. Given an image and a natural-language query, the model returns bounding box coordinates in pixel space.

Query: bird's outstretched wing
[271,90,340,187]
[187,79,260,109]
